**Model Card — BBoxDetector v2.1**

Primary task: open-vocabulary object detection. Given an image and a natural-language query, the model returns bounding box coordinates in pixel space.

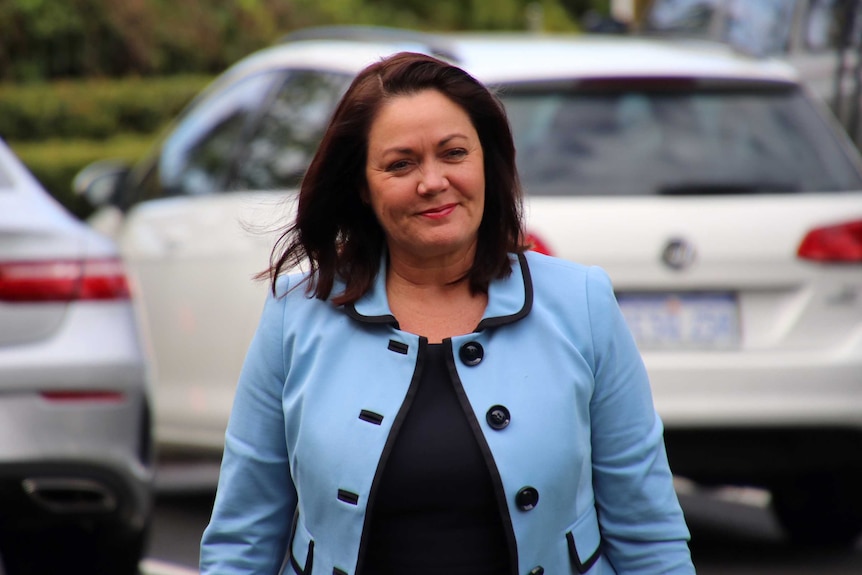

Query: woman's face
[364,89,485,265]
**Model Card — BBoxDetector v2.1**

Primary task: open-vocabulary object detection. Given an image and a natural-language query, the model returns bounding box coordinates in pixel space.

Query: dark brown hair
[263,51,526,304]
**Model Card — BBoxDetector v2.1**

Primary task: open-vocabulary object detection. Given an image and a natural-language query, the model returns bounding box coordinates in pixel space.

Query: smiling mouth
[420,204,457,218]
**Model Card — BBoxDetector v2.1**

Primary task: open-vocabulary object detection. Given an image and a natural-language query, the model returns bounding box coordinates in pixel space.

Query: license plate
[616,292,740,349]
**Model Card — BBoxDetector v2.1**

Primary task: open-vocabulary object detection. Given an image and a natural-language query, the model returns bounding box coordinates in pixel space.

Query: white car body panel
[526,193,862,427]
[118,192,290,448]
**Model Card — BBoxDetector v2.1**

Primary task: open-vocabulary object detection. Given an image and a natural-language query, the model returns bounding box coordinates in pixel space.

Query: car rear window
[500,80,862,196]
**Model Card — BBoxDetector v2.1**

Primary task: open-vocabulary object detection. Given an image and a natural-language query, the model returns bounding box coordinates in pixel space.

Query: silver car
[0,139,153,574]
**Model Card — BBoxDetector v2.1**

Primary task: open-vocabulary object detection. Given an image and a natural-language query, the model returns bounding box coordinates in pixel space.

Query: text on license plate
[616,292,740,349]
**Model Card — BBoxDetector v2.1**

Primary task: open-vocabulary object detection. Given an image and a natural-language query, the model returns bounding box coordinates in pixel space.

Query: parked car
[77,27,862,547]
[0,138,153,574]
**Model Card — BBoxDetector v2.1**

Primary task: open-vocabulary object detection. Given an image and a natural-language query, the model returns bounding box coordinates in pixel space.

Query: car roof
[225,29,800,87]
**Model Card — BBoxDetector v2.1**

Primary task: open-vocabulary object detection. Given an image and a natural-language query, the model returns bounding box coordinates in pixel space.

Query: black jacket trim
[333,569,348,575]
[475,253,533,330]
[337,489,359,505]
[387,340,409,354]
[443,340,519,575]
[345,254,532,330]
[288,510,315,575]
[354,337,428,574]
[566,530,601,573]
[359,410,384,425]
[343,303,399,327]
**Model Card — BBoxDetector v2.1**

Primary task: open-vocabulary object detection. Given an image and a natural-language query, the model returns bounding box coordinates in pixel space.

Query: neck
[384,246,487,343]
[386,244,476,291]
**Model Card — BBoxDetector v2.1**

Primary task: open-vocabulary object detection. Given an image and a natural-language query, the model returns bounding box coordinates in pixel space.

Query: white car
[77,28,862,546]
[0,139,153,574]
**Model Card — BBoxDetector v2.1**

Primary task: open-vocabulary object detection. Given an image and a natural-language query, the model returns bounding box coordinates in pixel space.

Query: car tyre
[0,521,148,575]
[771,471,862,548]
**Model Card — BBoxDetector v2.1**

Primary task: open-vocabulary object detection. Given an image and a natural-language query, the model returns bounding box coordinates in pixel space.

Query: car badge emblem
[662,238,697,270]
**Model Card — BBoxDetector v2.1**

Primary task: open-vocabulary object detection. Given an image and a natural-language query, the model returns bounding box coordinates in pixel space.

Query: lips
[419,203,457,218]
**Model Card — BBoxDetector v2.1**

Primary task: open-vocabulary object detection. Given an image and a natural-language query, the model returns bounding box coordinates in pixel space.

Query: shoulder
[522,251,615,304]
[257,271,319,325]
[521,252,624,349]
[266,270,345,328]
[272,269,311,300]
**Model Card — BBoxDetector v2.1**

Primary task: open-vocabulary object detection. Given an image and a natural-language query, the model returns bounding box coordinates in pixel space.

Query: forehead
[369,89,475,137]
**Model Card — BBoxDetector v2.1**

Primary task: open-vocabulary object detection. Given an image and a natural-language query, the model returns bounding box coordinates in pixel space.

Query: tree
[0,0,582,81]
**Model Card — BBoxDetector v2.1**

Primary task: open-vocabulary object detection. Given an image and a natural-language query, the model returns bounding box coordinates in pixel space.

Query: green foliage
[9,134,154,219]
[294,0,581,31]
[559,0,612,18]
[0,0,298,80]
[0,0,605,216]
[0,75,212,141]
[0,0,588,81]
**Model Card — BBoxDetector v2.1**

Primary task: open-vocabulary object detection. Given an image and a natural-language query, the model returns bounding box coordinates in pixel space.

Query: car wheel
[771,471,862,548]
[0,521,148,575]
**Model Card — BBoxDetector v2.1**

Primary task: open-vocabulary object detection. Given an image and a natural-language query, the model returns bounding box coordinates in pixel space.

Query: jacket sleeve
[585,266,695,574]
[200,282,297,575]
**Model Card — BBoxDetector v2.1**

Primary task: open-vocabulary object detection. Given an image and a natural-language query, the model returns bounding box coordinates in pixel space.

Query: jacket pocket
[289,510,315,575]
[565,506,602,574]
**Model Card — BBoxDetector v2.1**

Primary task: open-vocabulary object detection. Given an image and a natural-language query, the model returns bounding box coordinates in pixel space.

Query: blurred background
[0,0,587,219]
[2,1,862,574]
[5,0,862,217]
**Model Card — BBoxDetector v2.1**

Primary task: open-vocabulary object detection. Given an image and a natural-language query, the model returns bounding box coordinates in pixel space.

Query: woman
[200,52,694,575]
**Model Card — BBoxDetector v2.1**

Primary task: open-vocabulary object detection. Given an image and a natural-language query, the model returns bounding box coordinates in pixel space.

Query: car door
[115,68,349,450]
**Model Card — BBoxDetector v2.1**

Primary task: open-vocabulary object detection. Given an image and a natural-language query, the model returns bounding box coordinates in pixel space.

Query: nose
[417,161,448,195]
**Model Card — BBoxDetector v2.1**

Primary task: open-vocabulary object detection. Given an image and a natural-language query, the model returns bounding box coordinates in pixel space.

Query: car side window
[126,71,283,208]
[230,70,350,191]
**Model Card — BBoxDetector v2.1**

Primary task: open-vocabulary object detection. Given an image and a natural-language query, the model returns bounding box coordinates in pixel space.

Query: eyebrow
[379,133,469,157]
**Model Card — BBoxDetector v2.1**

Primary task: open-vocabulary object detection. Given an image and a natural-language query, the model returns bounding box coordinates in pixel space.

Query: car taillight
[797,220,862,263]
[40,391,126,403]
[0,258,130,302]
[525,231,553,256]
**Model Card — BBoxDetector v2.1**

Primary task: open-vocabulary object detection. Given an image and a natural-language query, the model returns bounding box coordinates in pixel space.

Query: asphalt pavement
[2,461,860,575]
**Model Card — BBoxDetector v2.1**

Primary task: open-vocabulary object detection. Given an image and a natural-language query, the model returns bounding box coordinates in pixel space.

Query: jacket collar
[344,252,533,331]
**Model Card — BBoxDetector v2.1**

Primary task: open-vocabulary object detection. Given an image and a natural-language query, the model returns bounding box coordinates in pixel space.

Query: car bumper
[0,301,154,531]
[644,348,862,484]
[646,349,862,429]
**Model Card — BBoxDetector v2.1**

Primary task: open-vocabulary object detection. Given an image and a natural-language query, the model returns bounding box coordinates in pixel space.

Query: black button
[486,405,510,430]
[528,567,544,575]
[516,486,539,511]
[459,341,484,366]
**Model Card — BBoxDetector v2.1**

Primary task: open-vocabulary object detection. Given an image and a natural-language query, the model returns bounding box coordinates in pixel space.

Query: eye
[444,148,468,161]
[386,159,412,172]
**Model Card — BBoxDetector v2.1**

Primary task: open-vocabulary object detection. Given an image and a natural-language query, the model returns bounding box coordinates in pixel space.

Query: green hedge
[9,135,155,219]
[0,75,213,141]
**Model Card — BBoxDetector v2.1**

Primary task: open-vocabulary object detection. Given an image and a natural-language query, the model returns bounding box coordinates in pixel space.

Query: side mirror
[73,160,131,208]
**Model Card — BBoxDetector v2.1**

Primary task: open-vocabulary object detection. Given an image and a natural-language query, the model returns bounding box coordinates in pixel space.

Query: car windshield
[500,80,862,196]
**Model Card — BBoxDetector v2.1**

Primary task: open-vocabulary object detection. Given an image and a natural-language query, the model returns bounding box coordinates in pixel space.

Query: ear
[359,184,370,205]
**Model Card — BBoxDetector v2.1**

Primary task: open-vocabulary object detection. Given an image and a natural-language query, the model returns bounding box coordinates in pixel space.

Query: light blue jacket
[200,251,694,575]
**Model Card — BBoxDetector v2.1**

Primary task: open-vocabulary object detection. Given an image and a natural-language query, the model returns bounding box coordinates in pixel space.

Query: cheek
[366,191,402,230]
[461,159,485,197]
[466,172,486,206]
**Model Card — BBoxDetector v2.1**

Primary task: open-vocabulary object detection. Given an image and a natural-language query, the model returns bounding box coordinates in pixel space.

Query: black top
[362,343,511,575]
